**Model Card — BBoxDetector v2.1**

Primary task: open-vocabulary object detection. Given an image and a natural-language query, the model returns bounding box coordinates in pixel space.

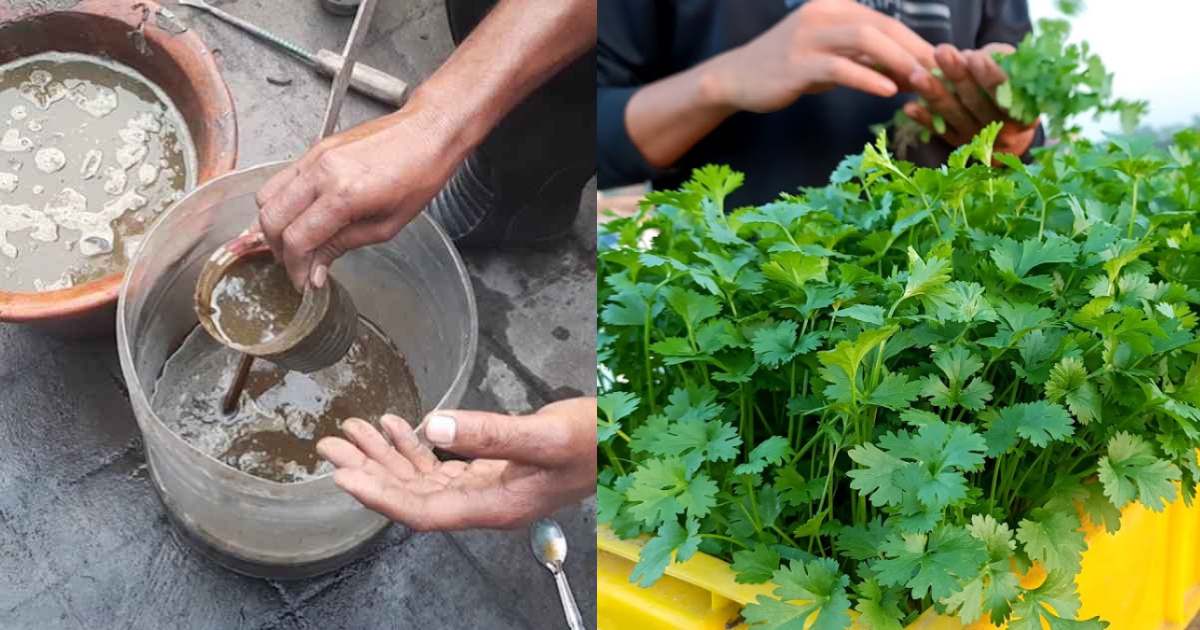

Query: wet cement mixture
[152,317,423,483]
[0,51,196,292]
[207,252,303,346]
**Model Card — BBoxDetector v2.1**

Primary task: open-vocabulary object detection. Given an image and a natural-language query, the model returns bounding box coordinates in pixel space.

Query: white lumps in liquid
[66,81,119,118]
[1,129,33,152]
[34,147,66,173]
[115,142,146,169]
[0,204,57,258]
[137,163,158,187]
[102,167,126,195]
[0,52,197,292]
[80,149,102,179]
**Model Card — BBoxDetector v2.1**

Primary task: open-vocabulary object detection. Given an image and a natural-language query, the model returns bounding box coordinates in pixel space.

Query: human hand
[702,0,935,113]
[317,398,597,531]
[904,43,1038,154]
[255,103,469,290]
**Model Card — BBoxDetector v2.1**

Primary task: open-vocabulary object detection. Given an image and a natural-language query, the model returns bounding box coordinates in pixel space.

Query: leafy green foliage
[1097,432,1181,511]
[743,559,851,630]
[596,17,1198,629]
[995,19,1146,137]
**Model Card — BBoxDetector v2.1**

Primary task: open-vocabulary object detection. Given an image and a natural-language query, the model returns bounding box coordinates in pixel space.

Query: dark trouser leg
[424,0,596,246]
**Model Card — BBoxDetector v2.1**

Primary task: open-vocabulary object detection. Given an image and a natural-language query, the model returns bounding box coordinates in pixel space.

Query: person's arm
[619,0,936,172]
[256,0,597,290]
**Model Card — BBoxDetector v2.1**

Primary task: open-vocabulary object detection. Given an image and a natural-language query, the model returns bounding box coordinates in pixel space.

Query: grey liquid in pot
[152,317,423,483]
[0,52,196,292]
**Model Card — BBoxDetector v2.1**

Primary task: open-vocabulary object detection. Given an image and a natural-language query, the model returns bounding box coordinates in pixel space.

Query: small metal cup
[194,232,358,373]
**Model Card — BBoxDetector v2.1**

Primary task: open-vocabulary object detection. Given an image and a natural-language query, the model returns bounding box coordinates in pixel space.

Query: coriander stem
[700,534,748,549]
[1127,176,1141,239]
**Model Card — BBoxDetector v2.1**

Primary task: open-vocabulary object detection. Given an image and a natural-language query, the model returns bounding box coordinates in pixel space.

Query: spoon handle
[553,569,585,630]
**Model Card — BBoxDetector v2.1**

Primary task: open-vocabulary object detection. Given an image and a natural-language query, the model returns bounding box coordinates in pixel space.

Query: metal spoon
[530,518,585,630]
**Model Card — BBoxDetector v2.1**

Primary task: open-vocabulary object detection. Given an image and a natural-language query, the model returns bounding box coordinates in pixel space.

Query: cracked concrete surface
[0,1,597,627]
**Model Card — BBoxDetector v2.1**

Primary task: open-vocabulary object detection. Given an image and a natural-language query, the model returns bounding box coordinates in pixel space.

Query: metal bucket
[116,161,478,578]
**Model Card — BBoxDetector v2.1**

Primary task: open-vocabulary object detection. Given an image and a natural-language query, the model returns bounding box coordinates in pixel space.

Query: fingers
[258,173,317,264]
[276,192,354,290]
[382,414,439,474]
[910,67,974,142]
[903,101,934,130]
[837,1,936,69]
[340,417,417,480]
[965,47,1011,96]
[333,468,521,531]
[306,214,409,288]
[818,25,921,89]
[936,45,1004,126]
[420,408,579,467]
[820,56,897,97]
[316,436,397,481]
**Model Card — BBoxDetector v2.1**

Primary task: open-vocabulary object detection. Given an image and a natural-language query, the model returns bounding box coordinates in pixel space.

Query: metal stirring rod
[220,0,381,413]
[177,0,408,106]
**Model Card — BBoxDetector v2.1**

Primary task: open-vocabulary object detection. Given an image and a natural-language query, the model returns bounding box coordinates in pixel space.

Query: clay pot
[0,0,237,336]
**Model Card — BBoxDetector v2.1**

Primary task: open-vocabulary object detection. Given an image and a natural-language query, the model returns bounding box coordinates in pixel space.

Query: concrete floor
[0,0,597,628]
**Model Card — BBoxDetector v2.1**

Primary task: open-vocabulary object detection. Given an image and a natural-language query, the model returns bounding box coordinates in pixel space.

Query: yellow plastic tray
[598,496,1200,630]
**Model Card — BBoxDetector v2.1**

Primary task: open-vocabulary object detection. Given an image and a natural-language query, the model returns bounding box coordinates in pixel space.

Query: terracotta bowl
[0,0,237,336]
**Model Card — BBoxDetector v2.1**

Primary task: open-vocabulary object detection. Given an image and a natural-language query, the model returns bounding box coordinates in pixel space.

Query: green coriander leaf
[776,468,824,508]
[874,526,988,601]
[984,401,1074,456]
[597,484,624,524]
[853,578,905,630]
[1097,431,1181,511]
[735,436,792,475]
[990,234,1079,286]
[663,286,722,329]
[732,544,782,584]
[835,304,886,326]
[597,391,638,443]
[1007,570,1102,630]
[752,320,802,368]
[1016,508,1086,574]
[664,386,723,423]
[834,517,892,561]
[743,559,852,630]
[600,289,653,327]
[1045,357,1100,424]
[644,419,741,474]
[696,318,743,353]
[866,372,925,410]
[850,420,986,512]
[626,458,718,526]
[630,517,702,587]
[761,252,829,291]
[902,247,952,301]
[921,346,994,411]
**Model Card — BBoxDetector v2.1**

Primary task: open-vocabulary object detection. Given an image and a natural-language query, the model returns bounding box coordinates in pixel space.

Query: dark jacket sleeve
[597,0,664,189]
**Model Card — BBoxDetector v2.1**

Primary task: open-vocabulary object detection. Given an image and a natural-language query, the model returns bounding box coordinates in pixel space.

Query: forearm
[404,0,596,161]
[624,59,737,169]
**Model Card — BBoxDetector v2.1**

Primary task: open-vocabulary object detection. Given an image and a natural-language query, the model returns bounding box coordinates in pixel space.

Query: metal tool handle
[552,569,585,630]
[314,49,408,107]
[318,0,381,139]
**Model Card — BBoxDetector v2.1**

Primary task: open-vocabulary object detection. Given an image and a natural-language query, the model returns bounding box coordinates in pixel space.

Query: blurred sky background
[1028,0,1200,137]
